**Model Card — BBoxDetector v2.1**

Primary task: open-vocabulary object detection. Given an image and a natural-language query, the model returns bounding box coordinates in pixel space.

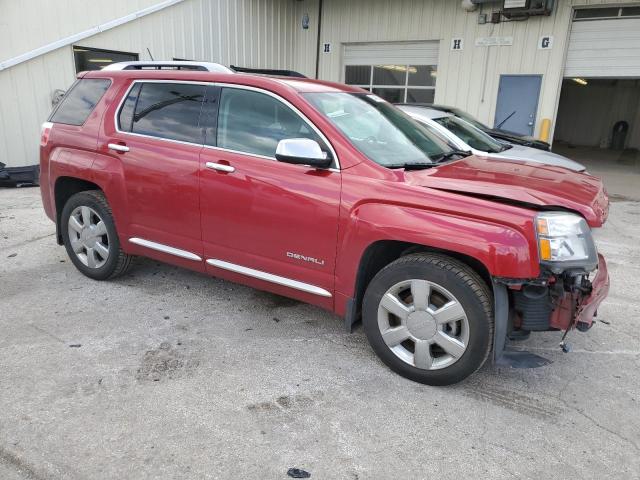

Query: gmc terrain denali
[40,62,610,385]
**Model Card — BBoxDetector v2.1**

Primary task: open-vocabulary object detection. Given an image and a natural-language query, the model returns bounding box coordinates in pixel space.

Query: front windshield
[434,116,506,153]
[304,92,454,167]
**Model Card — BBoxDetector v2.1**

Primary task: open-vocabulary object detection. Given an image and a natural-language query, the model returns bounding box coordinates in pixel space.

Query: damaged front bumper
[576,254,610,328]
[548,254,610,331]
[492,254,610,361]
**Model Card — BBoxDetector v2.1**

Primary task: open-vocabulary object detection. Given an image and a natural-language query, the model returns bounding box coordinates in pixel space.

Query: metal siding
[291,0,634,141]
[0,0,164,61]
[2,0,636,168]
[565,18,640,78]
[0,0,297,168]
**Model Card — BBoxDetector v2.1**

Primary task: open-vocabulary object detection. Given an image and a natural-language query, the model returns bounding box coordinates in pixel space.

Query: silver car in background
[397,104,586,172]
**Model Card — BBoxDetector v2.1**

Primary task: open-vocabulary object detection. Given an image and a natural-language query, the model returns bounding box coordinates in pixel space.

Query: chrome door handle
[205,161,235,173]
[108,143,129,152]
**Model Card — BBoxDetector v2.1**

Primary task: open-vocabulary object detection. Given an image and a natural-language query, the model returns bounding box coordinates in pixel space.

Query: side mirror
[275,138,332,169]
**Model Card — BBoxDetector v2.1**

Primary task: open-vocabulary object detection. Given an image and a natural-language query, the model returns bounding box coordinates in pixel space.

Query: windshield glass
[304,92,454,166]
[434,116,506,153]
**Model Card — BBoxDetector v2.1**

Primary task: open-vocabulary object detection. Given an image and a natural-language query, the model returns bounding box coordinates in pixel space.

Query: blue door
[494,75,542,136]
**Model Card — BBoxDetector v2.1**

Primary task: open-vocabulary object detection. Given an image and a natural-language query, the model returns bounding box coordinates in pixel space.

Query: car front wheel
[362,253,493,386]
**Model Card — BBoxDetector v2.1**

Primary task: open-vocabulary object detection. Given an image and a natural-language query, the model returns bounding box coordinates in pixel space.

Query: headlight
[535,212,597,272]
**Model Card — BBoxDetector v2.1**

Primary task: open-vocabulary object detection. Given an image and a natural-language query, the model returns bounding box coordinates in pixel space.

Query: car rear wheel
[61,190,132,280]
[362,253,493,385]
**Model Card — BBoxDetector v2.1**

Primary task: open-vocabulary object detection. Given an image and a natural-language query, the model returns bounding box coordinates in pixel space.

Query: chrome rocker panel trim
[206,258,332,297]
[129,237,202,261]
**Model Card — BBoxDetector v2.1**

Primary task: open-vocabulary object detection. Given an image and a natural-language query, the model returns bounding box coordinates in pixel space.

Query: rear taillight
[40,122,53,147]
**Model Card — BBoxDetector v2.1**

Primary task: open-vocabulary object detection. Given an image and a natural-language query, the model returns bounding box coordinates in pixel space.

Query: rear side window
[118,82,206,144]
[49,79,111,125]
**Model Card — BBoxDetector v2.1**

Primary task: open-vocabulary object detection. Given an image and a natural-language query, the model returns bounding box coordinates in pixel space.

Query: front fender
[334,202,539,302]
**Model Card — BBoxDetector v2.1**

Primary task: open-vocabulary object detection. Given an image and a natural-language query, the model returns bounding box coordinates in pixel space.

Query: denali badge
[287,252,325,266]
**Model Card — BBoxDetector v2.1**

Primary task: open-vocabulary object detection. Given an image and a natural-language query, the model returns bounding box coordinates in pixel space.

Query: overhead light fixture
[378,65,418,74]
[88,58,115,63]
[572,78,588,86]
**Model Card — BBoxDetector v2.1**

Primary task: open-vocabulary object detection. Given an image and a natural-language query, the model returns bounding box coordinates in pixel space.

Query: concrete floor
[1,182,639,479]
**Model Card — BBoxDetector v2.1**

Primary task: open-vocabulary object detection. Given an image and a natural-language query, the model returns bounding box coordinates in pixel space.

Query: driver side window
[216,87,324,158]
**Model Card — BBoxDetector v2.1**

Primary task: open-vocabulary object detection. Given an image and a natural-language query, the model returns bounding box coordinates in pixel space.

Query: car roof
[394,104,452,120]
[82,68,364,94]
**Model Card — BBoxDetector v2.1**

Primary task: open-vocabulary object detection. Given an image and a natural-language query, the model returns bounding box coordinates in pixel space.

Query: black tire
[362,253,493,386]
[61,190,133,280]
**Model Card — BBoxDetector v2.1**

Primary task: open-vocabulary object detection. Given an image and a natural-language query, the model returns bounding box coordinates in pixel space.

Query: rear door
[198,85,342,307]
[100,80,207,266]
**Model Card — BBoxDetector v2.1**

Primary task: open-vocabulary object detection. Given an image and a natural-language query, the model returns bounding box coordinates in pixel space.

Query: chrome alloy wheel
[67,206,110,269]
[377,279,470,370]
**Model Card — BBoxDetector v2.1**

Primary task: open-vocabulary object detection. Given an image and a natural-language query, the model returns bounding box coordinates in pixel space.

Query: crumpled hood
[405,156,609,227]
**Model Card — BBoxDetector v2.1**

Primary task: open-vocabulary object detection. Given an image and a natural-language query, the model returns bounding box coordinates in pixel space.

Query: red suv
[40,61,610,385]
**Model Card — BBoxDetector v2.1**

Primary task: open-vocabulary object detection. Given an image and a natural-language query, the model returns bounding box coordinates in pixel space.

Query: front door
[199,86,341,308]
[494,75,542,136]
[101,80,206,264]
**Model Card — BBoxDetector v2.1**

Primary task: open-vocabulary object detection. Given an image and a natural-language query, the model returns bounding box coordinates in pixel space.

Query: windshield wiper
[432,150,472,163]
[385,162,435,170]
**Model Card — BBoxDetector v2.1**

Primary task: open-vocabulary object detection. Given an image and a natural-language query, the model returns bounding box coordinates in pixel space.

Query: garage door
[565,7,640,78]
[342,41,439,103]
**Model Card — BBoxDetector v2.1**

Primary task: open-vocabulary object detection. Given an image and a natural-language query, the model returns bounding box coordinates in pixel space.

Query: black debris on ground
[287,468,311,478]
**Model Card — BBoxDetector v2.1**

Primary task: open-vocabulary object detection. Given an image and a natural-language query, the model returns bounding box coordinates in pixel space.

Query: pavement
[1,181,639,479]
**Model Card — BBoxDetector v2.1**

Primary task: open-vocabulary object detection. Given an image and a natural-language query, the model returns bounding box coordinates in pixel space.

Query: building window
[73,46,138,72]
[574,6,640,20]
[344,64,436,104]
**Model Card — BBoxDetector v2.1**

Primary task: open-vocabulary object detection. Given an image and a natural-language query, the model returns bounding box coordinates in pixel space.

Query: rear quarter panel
[42,77,117,222]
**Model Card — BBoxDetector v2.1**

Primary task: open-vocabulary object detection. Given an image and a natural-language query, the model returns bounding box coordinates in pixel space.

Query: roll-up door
[343,41,439,103]
[566,10,640,78]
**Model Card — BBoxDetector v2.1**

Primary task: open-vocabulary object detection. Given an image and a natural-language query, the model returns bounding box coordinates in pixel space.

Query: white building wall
[0,0,297,168]
[292,0,633,140]
[0,0,164,61]
[2,0,638,169]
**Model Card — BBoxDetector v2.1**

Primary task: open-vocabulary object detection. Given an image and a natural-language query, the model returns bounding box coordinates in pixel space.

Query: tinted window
[117,83,141,132]
[406,89,435,103]
[216,88,324,157]
[127,82,206,143]
[345,65,370,85]
[49,79,111,126]
[574,7,620,19]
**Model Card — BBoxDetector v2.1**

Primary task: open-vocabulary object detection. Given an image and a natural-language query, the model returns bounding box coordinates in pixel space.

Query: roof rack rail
[230,65,307,78]
[102,61,234,73]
